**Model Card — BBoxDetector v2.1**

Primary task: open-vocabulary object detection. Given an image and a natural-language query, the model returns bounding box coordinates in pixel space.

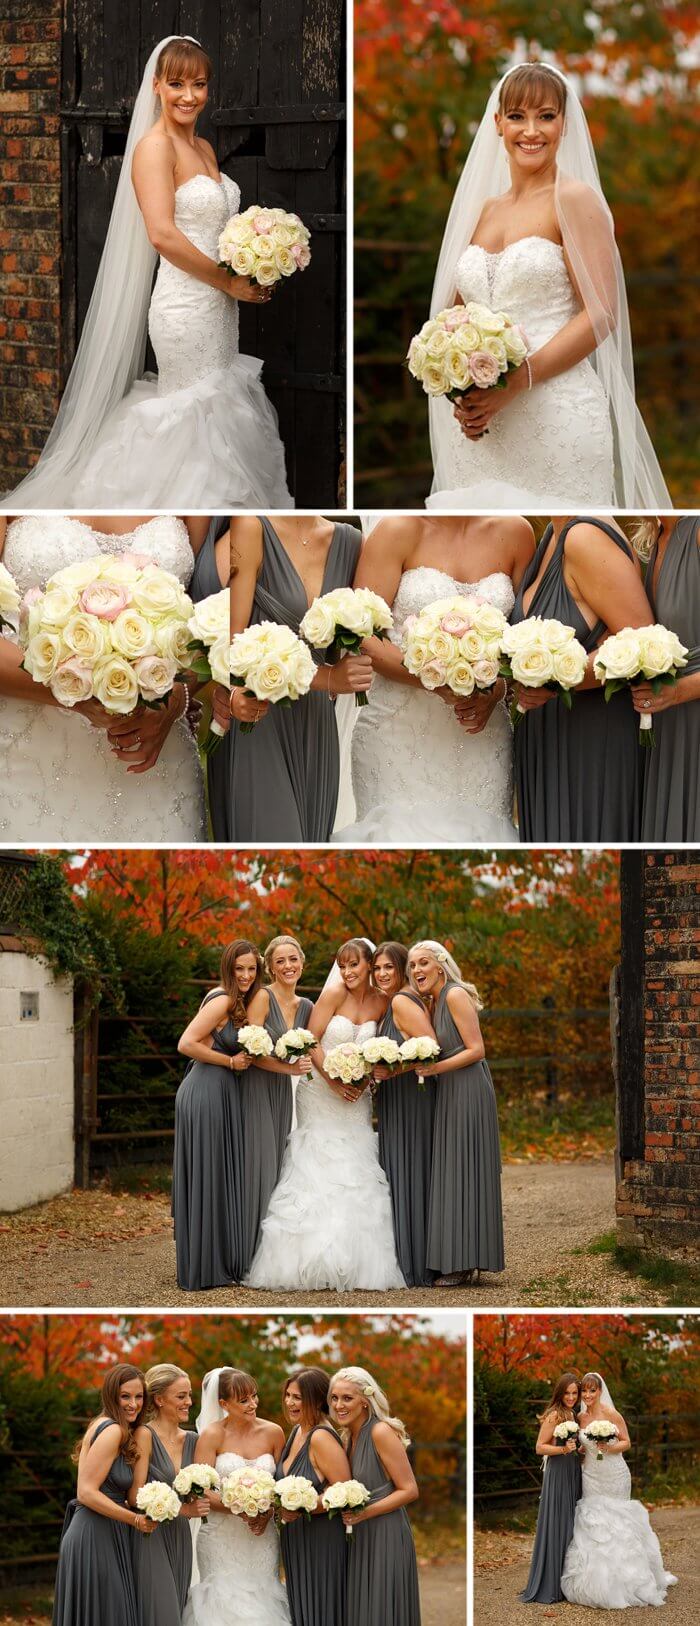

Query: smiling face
[408,946,443,998]
[154,67,209,129]
[329,1379,367,1431]
[372,950,402,997]
[156,1375,193,1426]
[270,943,304,989]
[284,1380,303,1425]
[496,95,564,173]
[234,951,259,995]
[118,1377,145,1425]
[581,1377,602,1409]
[338,949,371,994]
[562,1381,580,1411]
[222,1385,259,1425]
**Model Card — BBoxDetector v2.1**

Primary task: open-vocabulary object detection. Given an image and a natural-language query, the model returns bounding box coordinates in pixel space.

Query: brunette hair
[499,63,567,117]
[145,1364,189,1422]
[264,935,306,979]
[75,1363,146,1467]
[220,940,263,1024]
[538,1371,581,1424]
[219,1368,258,1404]
[337,938,373,968]
[155,38,212,83]
[371,942,408,989]
[283,1366,330,1424]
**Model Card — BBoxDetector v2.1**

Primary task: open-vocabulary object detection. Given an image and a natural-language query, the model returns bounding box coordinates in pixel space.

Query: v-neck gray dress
[276,1425,347,1626]
[53,1420,138,1626]
[172,992,245,1290]
[190,521,229,844]
[239,991,314,1271]
[641,515,700,840]
[426,981,504,1277]
[227,517,362,841]
[131,1429,197,1625]
[346,1417,421,1626]
[377,994,437,1287]
[510,518,643,841]
[520,1437,582,1604]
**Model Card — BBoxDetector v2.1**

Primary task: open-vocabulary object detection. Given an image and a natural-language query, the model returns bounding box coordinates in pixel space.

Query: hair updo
[499,64,567,117]
[144,1364,189,1420]
[264,935,306,979]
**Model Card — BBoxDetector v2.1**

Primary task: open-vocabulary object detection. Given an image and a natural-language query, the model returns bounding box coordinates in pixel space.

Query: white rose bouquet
[230,620,316,733]
[219,206,311,288]
[0,561,20,633]
[583,1419,619,1460]
[552,1420,579,1447]
[500,617,588,719]
[398,1035,441,1087]
[321,1478,371,1536]
[220,1465,277,1517]
[402,593,507,697]
[274,1474,319,1521]
[186,589,231,755]
[324,1042,372,1091]
[407,301,529,401]
[360,1036,402,1070]
[172,1462,221,1524]
[274,1027,316,1061]
[237,1024,274,1060]
[18,553,194,715]
[300,587,393,707]
[136,1480,182,1523]
[593,624,688,747]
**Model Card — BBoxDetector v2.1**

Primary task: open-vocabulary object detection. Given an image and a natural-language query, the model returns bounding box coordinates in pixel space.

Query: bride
[247,938,406,1292]
[1,37,292,510]
[427,61,671,510]
[335,513,534,843]
[561,1372,677,1609]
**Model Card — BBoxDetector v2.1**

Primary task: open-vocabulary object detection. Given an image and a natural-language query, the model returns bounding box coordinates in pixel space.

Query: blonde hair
[623,517,660,560]
[264,935,305,978]
[145,1364,189,1420]
[408,940,483,1011]
[329,1366,410,1448]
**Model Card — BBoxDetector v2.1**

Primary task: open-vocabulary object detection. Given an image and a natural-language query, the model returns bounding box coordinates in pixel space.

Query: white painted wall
[0,952,74,1211]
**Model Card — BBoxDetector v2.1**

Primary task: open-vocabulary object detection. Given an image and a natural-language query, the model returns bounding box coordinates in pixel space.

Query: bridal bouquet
[0,561,20,633]
[172,1462,221,1524]
[220,1465,277,1517]
[402,593,507,696]
[274,1474,319,1520]
[321,1479,371,1536]
[593,624,688,747]
[230,621,316,733]
[583,1419,619,1461]
[237,1024,274,1060]
[219,207,311,288]
[500,617,588,717]
[407,301,528,400]
[136,1480,181,1523]
[553,1420,579,1447]
[187,589,232,755]
[300,587,393,707]
[19,554,194,714]
[274,1027,316,1061]
[324,1042,372,1091]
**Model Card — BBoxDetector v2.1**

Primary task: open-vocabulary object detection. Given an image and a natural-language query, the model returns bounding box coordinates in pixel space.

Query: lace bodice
[3,514,195,595]
[215,1451,277,1477]
[389,566,515,644]
[321,1014,377,1052]
[173,174,241,259]
[455,237,578,350]
[151,174,243,395]
[188,1448,291,1625]
[578,1425,631,1500]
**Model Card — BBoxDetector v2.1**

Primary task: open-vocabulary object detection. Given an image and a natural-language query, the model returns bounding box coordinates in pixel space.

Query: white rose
[231,247,256,276]
[481,335,508,371]
[539,618,577,652]
[111,609,157,661]
[346,1482,368,1508]
[132,571,184,618]
[61,611,110,663]
[510,644,556,686]
[503,324,528,364]
[255,260,279,287]
[425,326,450,359]
[472,656,500,688]
[593,629,643,682]
[458,628,486,662]
[444,345,472,391]
[639,626,686,678]
[92,654,140,714]
[427,628,454,663]
[208,634,232,688]
[48,558,100,593]
[155,618,194,666]
[446,658,476,696]
[553,643,587,688]
[188,591,230,643]
[361,1037,401,1065]
[23,630,63,684]
[452,322,481,353]
[300,599,337,648]
[421,360,448,396]
[134,654,177,701]
[274,246,297,277]
[50,657,94,708]
[0,562,20,620]
[41,584,79,629]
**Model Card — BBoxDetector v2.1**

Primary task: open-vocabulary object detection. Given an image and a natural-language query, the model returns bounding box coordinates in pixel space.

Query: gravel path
[421,1559,465,1625]
[474,1505,698,1624]
[0,1158,669,1308]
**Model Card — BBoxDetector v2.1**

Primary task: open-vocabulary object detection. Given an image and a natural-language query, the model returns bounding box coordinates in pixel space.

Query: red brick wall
[0,1,62,491]
[616,853,700,1251]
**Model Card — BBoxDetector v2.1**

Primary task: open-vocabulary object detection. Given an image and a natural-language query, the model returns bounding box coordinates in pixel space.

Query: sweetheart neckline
[462,234,565,260]
[175,173,226,196]
[398,566,514,593]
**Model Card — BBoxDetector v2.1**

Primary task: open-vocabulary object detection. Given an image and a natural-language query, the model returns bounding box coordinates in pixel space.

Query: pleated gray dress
[239,992,314,1271]
[227,517,362,840]
[347,1417,421,1626]
[511,518,643,841]
[266,991,314,1179]
[172,994,245,1290]
[52,1420,138,1626]
[190,520,229,844]
[520,1446,582,1604]
[641,515,700,840]
[131,1429,197,1625]
[276,1425,347,1626]
[426,981,504,1276]
[377,995,437,1287]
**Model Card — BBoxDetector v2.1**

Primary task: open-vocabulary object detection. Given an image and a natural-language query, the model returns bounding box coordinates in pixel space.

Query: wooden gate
[60,0,346,504]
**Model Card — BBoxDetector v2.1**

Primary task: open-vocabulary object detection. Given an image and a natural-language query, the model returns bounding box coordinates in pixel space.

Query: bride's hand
[230,687,270,726]
[220,271,273,305]
[326,654,374,697]
[105,687,186,773]
[453,682,507,734]
[453,367,527,439]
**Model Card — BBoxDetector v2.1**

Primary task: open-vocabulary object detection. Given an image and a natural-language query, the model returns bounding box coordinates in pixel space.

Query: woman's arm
[177,993,249,1070]
[127,1426,153,1507]
[77,1424,153,1529]
[342,1423,418,1527]
[241,989,308,1076]
[229,518,271,727]
[352,519,427,692]
[419,986,485,1076]
[600,1409,631,1454]
[372,994,436,1082]
[131,137,267,305]
[535,1412,577,1459]
[283,1429,352,1522]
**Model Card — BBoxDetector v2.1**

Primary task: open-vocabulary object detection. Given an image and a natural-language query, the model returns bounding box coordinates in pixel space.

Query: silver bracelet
[524,357,533,392]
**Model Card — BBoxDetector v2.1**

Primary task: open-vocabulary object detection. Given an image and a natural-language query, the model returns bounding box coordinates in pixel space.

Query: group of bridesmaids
[52,1358,422,1626]
[172,933,505,1293]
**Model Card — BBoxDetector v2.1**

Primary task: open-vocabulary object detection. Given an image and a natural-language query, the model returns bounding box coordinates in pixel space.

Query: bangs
[157,40,212,82]
[500,65,566,116]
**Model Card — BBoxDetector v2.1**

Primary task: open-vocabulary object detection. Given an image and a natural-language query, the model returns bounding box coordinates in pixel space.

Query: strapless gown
[561,1429,677,1608]
[183,1451,290,1626]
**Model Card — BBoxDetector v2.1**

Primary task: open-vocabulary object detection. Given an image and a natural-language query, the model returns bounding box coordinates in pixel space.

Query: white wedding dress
[184,1451,290,1626]
[71,175,293,509]
[561,1427,677,1609]
[335,566,517,844]
[427,237,615,509]
[247,1015,406,1291]
[0,515,205,841]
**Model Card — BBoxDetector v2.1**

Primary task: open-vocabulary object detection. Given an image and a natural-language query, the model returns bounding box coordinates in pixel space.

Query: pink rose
[20,585,42,624]
[79,579,132,621]
[253,210,275,233]
[469,351,500,389]
[291,243,311,269]
[134,654,176,701]
[440,612,472,637]
[120,552,151,569]
[419,660,447,690]
[444,308,470,331]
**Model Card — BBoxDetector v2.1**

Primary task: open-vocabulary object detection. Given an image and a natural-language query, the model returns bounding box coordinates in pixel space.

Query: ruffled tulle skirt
[561,1495,677,1609]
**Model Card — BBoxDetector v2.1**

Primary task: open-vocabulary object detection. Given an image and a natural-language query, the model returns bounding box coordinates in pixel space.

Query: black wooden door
[60,1,346,504]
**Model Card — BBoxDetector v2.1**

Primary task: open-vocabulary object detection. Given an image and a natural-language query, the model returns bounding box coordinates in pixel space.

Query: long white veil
[580,1371,616,1415]
[429,61,671,507]
[1,36,196,510]
[196,1366,229,1433]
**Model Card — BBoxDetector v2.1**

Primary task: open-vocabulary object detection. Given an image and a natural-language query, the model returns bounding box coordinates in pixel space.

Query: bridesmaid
[371,942,438,1287]
[409,941,504,1288]
[520,1372,582,1604]
[277,1367,351,1626]
[227,513,370,840]
[172,939,260,1290]
[53,1364,154,1626]
[190,515,231,841]
[509,515,653,841]
[329,1366,421,1626]
[130,1365,208,1625]
[629,515,700,840]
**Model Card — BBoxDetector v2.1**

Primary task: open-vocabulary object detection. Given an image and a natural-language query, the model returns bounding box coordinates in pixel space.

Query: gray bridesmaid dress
[131,1429,197,1625]
[227,517,362,841]
[510,518,643,841]
[172,993,245,1289]
[377,995,437,1287]
[239,991,313,1271]
[641,515,700,840]
[347,1417,421,1626]
[520,1445,582,1603]
[190,520,229,844]
[276,1425,347,1626]
[52,1420,138,1626]
[426,981,504,1276]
